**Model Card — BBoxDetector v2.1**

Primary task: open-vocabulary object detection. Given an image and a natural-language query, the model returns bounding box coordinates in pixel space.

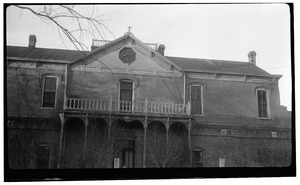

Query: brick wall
[186,77,288,128]
[192,131,291,167]
[6,63,66,118]
[68,70,184,104]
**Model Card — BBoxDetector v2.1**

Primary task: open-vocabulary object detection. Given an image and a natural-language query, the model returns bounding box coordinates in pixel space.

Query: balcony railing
[65,98,190,115]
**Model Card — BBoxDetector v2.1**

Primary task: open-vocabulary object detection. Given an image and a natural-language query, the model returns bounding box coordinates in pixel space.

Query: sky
[6,4,292,110]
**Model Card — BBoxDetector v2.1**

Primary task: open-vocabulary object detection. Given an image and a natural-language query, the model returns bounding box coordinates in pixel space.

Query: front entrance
[121,148,135,168]
[113,140,135,168]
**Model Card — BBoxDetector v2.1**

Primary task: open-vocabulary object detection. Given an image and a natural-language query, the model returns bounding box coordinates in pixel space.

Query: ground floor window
[36,145,51,169]
[192,150,203,167]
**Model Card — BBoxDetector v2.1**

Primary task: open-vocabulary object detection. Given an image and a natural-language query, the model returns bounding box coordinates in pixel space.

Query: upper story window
[119,80,133,111]
[190,85,203,115]
[42,77,57,108]
[257,89,269,118]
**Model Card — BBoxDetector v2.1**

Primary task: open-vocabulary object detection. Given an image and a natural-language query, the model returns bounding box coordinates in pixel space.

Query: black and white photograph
[4,2,295,182]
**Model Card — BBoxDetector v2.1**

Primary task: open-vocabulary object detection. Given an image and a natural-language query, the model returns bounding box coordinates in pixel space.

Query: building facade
[6,32,291,169]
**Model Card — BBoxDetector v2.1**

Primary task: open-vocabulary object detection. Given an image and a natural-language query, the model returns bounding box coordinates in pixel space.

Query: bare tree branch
[14,5,115,51]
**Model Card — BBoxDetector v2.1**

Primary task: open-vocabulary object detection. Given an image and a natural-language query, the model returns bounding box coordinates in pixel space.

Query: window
[42,77,57,108]
[271,131,277,138]
[190,85,203,115]
[36,145,51,169]
[221,129,227,135]
[119,80,133,111]
[192,150,203,167]
[257,89,269,118]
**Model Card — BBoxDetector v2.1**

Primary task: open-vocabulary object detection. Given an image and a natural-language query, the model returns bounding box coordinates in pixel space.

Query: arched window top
[41,73,62,78]
[188,81,207,89]
[119,78,133,83]
[254,86,271,94]
[192,146,206,151]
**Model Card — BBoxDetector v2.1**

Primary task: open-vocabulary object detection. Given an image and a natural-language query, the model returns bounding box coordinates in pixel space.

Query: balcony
[65,98,190,116]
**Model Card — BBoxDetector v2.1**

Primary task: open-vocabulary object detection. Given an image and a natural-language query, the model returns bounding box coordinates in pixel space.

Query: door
[121,148,135,168]
[120,81,133,111]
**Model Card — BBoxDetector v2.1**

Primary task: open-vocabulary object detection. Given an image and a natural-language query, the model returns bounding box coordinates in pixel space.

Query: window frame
[192,149,204,167]
[118,79,134,111]
[256,88,270,119]
[190,85,204,116]
[41,76,58,109]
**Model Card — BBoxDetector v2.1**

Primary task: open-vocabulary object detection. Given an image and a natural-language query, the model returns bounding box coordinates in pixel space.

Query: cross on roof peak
[124,26,134,36]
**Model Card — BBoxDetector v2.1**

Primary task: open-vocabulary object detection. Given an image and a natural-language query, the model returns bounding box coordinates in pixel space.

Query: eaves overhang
[183,68,282,79]
[7,57,72,64]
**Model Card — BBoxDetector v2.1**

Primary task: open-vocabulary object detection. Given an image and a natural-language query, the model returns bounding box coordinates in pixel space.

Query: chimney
[248,51,256,65]
[28,35,37,48]
[91,45,98,51]
[157,44,165,56]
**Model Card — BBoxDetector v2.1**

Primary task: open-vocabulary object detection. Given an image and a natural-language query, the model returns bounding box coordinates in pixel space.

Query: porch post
[58,113,65,169]
[188,118,192,167]
[143,116,147,168]
[108,114,112,139]
[83,114,89,161]
[166,117,170,144]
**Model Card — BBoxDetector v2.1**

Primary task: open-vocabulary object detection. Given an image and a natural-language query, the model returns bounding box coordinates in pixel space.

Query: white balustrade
[65,98,190,115]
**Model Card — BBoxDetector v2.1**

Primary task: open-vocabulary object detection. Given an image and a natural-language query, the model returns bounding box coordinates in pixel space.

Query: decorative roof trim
[7,57,72,64]
[185,69,281,79]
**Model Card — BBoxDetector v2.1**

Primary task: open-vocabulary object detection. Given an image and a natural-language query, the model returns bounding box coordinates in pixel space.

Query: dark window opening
[42,77,57,108]
[191,86,202,115]
[192,150,203,167]
[120,81,133,111]
[257,90,268,118]
[36,145,51,169]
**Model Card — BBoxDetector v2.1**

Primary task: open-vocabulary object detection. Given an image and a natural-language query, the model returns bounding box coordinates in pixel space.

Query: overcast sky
[6,4,292,110]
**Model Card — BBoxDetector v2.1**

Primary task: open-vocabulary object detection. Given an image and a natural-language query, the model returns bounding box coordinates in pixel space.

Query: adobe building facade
[6,32,291,169]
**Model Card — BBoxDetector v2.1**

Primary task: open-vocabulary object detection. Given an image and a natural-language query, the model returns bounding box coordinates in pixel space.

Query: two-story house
[6,32,291,169]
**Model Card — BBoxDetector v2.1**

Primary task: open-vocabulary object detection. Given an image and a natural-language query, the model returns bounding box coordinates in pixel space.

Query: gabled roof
[71,33,182,71]
[167,56,270,76]
[6,37,271,77]
[6,46,88,63]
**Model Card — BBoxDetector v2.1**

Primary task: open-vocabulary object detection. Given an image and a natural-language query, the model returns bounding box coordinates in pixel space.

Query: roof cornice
[7,57,72,64]
[184,69,281,78]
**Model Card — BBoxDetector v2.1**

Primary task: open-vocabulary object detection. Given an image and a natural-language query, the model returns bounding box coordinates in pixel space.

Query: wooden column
[188,118,192,167]
[83,114,89,161]
[58,113,65,169]
[108,114,112,139]
[143,116,148,168]
[166,117,170,144]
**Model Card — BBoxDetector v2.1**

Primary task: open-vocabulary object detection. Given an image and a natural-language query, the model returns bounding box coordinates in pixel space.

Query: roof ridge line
[166,55,249,64]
